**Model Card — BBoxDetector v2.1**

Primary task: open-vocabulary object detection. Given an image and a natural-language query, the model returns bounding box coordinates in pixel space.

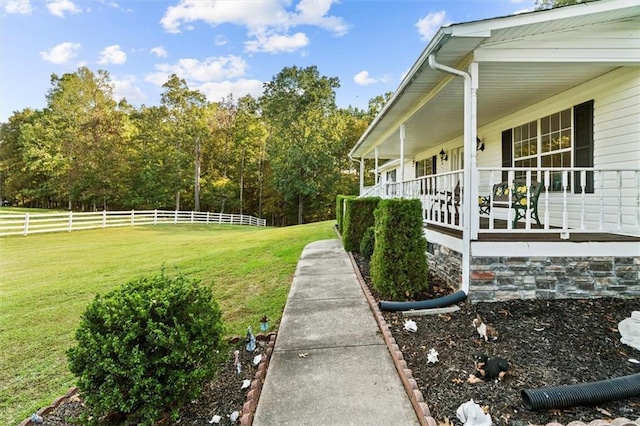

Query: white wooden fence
[0,210,267,236]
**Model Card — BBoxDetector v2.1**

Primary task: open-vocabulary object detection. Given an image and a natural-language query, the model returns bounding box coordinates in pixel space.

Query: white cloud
[197,79,265,103]
[292,0,348,35]
[513,7,535,14]
[112,75,147,103]
[353,70,389,86]
[416,10,448,42]
[4,0,33,14]
[145,55,248,86]
[353,71,376,86]
[161,0,286,34]
[245,32,309,54]
[98,45,127,65]
[160,0,347,54]
[99,0,134,12]
[47,0,82,17]
[150,46,168,58]
[40,42,82,64]
[214,35,228,46]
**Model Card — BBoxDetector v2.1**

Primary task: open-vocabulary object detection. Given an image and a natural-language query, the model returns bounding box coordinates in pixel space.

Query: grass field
[0,221,337,425]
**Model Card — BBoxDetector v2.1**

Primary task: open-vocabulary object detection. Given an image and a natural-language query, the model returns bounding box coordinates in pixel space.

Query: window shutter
[573,100,594,193]
[431,155,437,175]
[501,129,512,182]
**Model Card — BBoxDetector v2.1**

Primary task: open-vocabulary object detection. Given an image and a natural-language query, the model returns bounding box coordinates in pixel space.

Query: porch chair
[429,181,461,221]
[478,180,542,229]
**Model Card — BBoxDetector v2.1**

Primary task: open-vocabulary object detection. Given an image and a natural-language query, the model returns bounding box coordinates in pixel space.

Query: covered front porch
[360,166,640,301]
[348,3,640,299]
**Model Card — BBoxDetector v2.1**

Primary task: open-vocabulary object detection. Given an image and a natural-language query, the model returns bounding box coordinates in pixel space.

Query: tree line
[0,66,386,225]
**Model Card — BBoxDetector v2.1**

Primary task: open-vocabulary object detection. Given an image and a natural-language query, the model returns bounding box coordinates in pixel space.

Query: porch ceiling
[368,62,619,160]
[352,2,640,161]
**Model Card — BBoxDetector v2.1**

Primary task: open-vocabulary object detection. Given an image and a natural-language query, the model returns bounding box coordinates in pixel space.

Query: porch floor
[426,218,640,243]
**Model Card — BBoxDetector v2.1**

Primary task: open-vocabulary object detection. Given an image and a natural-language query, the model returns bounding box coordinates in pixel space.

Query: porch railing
[361,167,639,238]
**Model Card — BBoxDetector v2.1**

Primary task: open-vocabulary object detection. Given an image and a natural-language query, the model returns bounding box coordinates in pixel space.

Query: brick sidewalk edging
[19,387,80,426]
[241,331,277,425]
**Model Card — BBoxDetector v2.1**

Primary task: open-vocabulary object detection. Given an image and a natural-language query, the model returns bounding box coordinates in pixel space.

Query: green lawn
[0,221,337,425]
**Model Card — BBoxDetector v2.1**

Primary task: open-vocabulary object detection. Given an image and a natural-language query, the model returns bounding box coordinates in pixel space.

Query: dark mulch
[39,341,262,425]
[355,253,640,425]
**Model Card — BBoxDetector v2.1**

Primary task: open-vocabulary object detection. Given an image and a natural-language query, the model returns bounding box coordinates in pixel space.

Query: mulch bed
[38,341,263,425]
[355,253,640,426]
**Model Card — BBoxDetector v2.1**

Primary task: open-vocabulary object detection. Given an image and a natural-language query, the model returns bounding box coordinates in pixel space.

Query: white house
[349,0,640,301]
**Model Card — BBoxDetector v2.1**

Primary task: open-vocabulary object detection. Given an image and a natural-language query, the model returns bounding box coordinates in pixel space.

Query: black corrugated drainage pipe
[521,373,640,410]
[378,290,467,312]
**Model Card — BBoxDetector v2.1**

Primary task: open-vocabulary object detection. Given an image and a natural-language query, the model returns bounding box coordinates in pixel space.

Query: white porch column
[469,62,479,240]
[400,124,405,198]
[359,157,365,195]
[374,146,379,186]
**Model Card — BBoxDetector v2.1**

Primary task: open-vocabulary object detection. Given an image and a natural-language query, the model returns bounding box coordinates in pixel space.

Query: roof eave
[348,28,452,159]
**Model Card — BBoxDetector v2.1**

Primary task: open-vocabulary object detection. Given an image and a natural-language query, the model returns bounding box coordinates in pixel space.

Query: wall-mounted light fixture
[439,149,448,163]
[476,137,485,152]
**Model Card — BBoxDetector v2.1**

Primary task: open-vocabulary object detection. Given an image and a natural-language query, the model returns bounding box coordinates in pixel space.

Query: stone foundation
[426,241,640,302]
[426,242,463,291]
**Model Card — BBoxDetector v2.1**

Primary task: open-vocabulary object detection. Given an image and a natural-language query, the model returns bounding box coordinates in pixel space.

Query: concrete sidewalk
[253,239,419,426]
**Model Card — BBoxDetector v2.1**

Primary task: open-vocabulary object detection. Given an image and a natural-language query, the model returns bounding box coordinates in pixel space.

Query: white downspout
[428,54,477,295]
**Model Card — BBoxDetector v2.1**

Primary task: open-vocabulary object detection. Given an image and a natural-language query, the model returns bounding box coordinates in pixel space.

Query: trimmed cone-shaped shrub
[67,270,224,424]
[342,197,380,253]
[336,194,357,234]
[360,226,375,260]
[370,199,429,300]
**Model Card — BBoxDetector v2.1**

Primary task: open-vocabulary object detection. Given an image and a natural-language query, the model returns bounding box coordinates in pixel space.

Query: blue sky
[0,0,535,123]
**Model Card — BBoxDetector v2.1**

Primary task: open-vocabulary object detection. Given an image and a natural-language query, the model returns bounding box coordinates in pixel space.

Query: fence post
[23,213,30,236]
[206,211,210,224]
[154,209,158,225]
[102,210,107,228]
[174,210,178,224]
[131,210,135,226]
[68,211,73,232]
[191,211,194,223]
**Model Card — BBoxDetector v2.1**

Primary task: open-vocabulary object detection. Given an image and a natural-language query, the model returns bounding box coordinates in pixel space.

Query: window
[503,101,593,193]
[415,156,437,194]
[386,169,396,183]
[415,156,436,177]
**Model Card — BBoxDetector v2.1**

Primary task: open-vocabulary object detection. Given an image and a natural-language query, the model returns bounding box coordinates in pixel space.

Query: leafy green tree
[366,91,393,120]
[18,67,126,210]
[535,0,598,9]
[259,65,342,225]
[233,95,268,216]
[0,109,51,207]
[160,75,208,211]
[126,105,177,209]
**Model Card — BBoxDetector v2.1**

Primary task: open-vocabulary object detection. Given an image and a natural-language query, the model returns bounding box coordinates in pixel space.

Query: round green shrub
[67,270,224,424]
[360,226,375,260]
